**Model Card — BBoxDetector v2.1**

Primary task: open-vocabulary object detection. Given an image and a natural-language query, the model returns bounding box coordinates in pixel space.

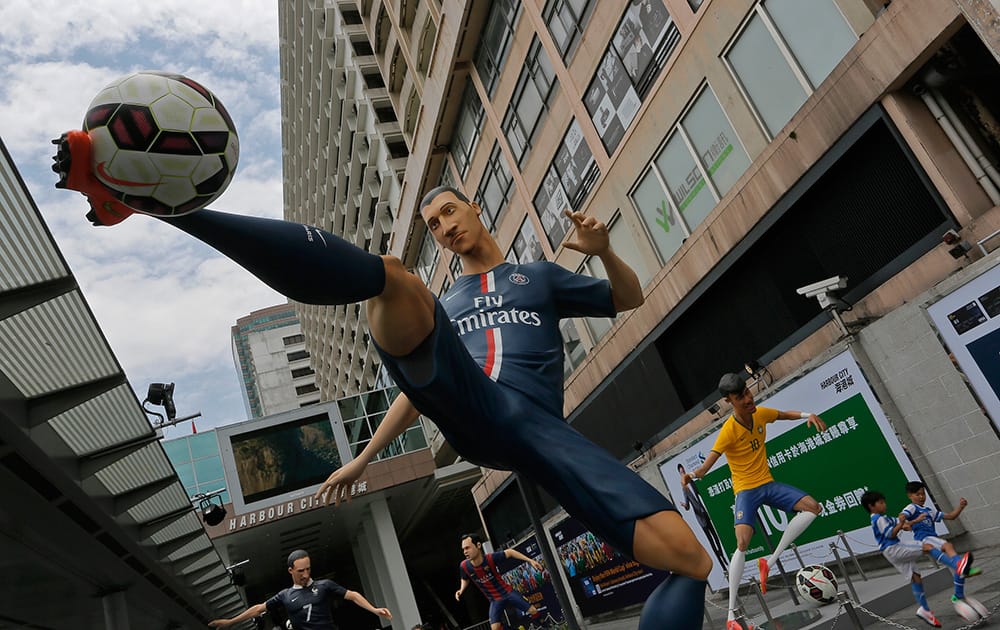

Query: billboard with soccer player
[494,536,563,623]
[549,516,670,617]
[659,350,930,591]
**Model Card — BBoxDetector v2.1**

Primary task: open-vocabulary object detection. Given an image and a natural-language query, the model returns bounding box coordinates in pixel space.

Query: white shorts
[915,535,948,551]
[883,541,925,578]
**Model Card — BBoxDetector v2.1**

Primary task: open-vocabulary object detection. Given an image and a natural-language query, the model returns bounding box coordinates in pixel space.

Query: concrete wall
[856,254,1000,546]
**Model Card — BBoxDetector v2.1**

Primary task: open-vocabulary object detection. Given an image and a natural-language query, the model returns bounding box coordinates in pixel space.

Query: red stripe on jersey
[480,272,489,293]
[483,328,496,377]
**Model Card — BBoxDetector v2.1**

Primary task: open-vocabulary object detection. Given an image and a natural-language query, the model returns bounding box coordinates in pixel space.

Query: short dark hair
[287,549,309,568]
[905,481,926,494]
[461,532,483,545]
[718,373,746,397]
[860,490,884,512]
[419,185,469,213]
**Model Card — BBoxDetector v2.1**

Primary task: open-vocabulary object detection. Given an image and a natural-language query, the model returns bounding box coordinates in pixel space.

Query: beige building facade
[280,1,1000,617]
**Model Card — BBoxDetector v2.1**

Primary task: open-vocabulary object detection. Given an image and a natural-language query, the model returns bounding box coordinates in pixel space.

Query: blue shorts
[374,299,675,557]
[733,481,807,528]
[489,591,532,624]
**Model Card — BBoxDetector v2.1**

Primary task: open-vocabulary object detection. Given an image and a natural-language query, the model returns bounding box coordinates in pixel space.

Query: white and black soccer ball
[953,595,989,622]
[83,71,239,216]
[796,564,838,605]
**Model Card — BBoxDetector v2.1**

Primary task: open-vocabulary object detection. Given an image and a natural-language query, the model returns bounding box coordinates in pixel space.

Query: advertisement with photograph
[658,351,931,590]
[549,516,669,617]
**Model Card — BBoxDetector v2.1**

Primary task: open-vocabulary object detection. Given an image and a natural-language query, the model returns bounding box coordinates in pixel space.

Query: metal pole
[830,542,860,603]
[750,578,775,627]
[517,476,584,630]
[837,530,867,581]
[789,543,806,569]
[837,592,865,629]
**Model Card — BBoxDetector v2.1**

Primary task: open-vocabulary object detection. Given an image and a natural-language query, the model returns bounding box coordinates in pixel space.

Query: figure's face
[870,499,887,515]
[726,387,756,416]
[421,191,483,256]
[908,488,927,506]
[461,537,482,562]
[288,557,312,586]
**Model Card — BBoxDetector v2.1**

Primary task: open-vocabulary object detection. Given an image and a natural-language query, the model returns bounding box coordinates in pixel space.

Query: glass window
[511,218,545,264]
[338,394,365,420]
[503,37,558,165]
[475,143,515,232]
[533,118,599,248]
[683,87,750,198]
[608,216,652,287]
[580,258,614,342]
[631,167,687,266]
[193,457,224,486]
[188,432,219,460]
[449,254,464,278]
[584,0,680,153]
[174,462,195,489]
[415,229,440,284]
[543,0,594,60]
[765,0,856,88]
[725,2,856,137]
[561,319,586,377]
[451,79,485,177]
[535,169,573,250]
[162,439,190,463]
[630,85,750,264]
[657,133,715,228]
[474,0,521,97]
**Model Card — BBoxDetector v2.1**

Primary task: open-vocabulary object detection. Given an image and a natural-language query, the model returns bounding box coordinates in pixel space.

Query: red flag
[191,421,197,434]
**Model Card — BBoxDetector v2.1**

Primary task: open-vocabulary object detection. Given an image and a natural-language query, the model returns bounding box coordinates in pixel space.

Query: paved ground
[583,534,1000,629]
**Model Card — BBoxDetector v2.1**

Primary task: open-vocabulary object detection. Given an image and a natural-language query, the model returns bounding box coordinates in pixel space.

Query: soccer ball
[83,71,239,216]
[795,564,838,605]
[953,596,988,622]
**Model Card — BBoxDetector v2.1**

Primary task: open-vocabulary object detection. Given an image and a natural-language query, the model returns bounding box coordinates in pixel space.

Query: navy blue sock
[638,574,706,630]
[163,209,386,305]
[954,573,965,599]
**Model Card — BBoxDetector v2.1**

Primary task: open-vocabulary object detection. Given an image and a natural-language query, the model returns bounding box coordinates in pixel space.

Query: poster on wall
[548,516,669,617]
[927,262,1000,431]
[494,536,563,623]
[658,350,935,591]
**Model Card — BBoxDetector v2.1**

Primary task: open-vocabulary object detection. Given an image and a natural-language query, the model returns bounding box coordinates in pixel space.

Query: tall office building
[279,3,407,402]
[231,304,321,418]
[280,0,1000,572]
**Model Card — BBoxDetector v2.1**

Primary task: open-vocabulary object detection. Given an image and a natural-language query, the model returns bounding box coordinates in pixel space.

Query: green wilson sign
[696,392,912,560]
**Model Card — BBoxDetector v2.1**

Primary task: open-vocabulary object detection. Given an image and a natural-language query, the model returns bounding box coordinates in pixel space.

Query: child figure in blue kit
[900,481,980,610]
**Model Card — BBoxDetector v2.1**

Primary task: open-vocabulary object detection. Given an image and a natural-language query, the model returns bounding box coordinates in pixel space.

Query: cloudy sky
[1,1,288,437]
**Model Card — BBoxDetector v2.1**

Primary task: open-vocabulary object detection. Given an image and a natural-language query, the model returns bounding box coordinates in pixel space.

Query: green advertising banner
[659,350,935,590]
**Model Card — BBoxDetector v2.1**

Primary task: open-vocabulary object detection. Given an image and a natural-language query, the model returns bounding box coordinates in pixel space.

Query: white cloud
[2,1,286,430]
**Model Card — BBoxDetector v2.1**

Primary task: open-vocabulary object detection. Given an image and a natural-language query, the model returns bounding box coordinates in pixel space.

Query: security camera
[795,276,848,299]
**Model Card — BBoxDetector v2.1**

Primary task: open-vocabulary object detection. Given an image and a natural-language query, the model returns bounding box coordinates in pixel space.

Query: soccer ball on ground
[795,564,838,605]
[57,71,239,222]
[953,595,989,622]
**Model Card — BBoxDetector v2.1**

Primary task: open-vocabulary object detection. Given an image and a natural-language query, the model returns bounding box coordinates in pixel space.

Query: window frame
[502,36,559,166]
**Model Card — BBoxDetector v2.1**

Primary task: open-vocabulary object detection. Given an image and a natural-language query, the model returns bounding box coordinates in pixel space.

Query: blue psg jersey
[265,579,347,630]
[442,261,615,416]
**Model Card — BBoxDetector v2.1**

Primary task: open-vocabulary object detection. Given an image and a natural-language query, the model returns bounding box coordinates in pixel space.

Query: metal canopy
[0,137,250,628]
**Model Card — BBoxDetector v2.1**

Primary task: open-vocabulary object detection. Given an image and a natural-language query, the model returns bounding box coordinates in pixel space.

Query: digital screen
[229,414,342,504]
[947,301,987,335]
